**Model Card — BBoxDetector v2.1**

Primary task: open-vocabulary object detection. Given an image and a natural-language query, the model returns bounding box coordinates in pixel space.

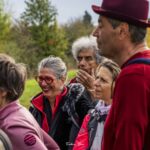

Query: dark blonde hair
[96,60,121,81]
[96,59,121,98]
[0,54,27,101]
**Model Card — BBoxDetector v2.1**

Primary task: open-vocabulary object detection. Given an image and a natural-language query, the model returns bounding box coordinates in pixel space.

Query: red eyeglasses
[35,75,55,84]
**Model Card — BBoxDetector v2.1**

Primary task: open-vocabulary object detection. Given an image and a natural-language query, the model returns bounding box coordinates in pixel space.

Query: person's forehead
[97,66,112,78]
[38,68,55,75]
[98,15,108,23]
[78,49,95,56]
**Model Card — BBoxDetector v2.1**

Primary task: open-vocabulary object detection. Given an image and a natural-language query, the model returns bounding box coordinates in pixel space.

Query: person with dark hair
[29,56,93,150]
[0,54,59,150]
[92,0,150,149]
[73,60,120,150]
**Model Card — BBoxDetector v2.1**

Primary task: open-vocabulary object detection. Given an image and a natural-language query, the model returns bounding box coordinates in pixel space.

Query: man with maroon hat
[92,0,150,150]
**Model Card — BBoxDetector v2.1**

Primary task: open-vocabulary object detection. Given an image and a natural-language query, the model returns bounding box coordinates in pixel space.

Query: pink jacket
[0,101,60,150]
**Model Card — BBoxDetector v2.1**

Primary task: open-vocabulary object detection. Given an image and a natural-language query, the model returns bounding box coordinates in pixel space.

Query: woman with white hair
[29,56,93,150]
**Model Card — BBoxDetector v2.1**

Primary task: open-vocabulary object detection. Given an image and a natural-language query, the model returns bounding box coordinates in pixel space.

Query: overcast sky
[5,0,102,24]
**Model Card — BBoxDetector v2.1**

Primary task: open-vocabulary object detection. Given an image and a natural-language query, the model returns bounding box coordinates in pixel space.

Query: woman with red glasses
[29,56,93,150]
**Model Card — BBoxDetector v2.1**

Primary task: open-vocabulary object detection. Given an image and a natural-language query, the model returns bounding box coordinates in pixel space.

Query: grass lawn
[20,69,77,108]
[20,79,41,108]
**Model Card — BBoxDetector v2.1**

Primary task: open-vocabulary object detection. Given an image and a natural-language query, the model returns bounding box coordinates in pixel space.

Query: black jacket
[29,83,93,150]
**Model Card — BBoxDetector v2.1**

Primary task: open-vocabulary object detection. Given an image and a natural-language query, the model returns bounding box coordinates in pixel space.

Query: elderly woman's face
[94,66,113,104]
[77,49,97,75]
[36,68,65,99]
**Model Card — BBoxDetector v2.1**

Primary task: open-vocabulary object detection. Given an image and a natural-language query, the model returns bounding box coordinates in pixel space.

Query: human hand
[76,69,96,97]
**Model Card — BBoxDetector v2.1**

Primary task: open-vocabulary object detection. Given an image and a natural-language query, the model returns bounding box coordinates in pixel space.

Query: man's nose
[92,27,98,37]
[79,58,86,65]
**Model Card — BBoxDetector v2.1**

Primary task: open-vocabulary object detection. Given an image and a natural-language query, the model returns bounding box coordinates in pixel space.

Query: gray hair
[71,36,101,64]
[107,18,147,44]
[38,56,67,79]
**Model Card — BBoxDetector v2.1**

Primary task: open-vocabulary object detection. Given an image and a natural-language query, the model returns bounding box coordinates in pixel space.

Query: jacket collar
[31,87,68,113]
[0,100,20,120]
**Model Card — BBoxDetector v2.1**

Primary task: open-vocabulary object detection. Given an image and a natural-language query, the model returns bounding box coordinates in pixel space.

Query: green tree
[0,0,13,57]
[62,11,94,49]
[61,11,94,68]
[83,10,92,26]
[62,13,94,53]
[21,0,68,61]
[9,21,40,76]
[0,0,10,41]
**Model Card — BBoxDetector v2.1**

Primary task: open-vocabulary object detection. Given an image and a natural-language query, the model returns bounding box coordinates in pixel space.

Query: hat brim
[92,5,150,27]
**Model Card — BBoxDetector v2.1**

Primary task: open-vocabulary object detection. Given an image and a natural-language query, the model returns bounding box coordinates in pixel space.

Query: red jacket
[30,83,93,150]
[31,87,67,133]
[69,77,77,84]
[73,114,90,150]
[74,101,110,150]
[102,51,150,150]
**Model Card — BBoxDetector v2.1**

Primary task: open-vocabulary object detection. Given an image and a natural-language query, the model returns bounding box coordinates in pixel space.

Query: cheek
[103,85,112,97]
[101,30,110,42]
[95,85,101,91]
[55,81,64,90]
[89,62,96,68]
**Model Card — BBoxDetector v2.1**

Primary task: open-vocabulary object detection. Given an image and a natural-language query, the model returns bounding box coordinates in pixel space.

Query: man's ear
[117,23,129,40]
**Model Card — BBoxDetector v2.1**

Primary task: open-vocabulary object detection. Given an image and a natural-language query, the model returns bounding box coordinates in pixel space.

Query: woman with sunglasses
[73,60,121,150]
[29,56,93,150]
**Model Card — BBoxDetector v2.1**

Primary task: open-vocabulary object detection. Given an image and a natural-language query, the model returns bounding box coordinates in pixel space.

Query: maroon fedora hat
[92,0,150,27]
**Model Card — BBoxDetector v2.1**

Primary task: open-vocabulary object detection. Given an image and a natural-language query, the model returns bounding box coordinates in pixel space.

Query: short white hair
[71,36,101,63]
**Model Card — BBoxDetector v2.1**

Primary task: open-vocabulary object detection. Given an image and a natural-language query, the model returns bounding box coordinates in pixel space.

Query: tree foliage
[0,1,96,74]
[0,0,13,59]
[21,0,68,62]
[0,0,10,41]
[62,11,94,58]
[21,0,56,26]
[83,10,92,26]
[20,0,68,74]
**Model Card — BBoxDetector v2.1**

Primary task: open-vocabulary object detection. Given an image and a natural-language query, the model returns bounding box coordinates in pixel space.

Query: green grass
[67,69,77,82]
[20,69,77,108]
[20,79,41,108]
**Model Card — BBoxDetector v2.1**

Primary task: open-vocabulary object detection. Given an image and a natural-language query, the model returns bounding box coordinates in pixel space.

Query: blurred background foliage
[1,0,150,107]
[0,0,94,77]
